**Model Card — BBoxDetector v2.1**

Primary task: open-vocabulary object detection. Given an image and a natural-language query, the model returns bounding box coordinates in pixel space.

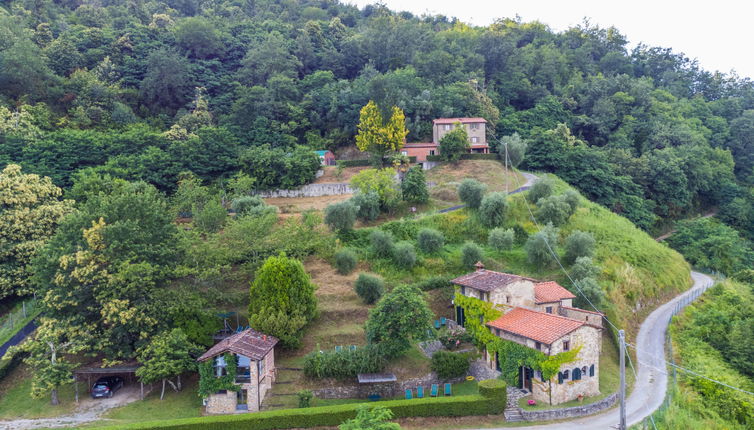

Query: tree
[563,231,596,264]
[458,179,487,209]
[572,277,604,309]
[525,225,559,267]
[139,48,192,113]
[401,166,428,204]
[194,198,228,233]
[536,195,573,226]
[461,242,484,268]
[339,405,401,430]
[0,165,73,298]
[248,253,318,348]
[528,178,554,203]
[365,285,432,358]
[370,230,395,258]
[174,17,222,59]
[479,192,508,228]
[136,329,198,400]
[393,241,417,269]
[350,168,399,209]
[417,228,444,254]
[498,133,527,168]
[352,192,381,221]
[355,101,408,165]
[570,256,599,281]
[355,273,385,305]
[488,228,515,251]
[439,125,469,163]
[324,200,358,233]
[334,249,358,275]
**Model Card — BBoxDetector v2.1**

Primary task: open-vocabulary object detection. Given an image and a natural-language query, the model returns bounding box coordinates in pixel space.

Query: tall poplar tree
[355,101,408,166]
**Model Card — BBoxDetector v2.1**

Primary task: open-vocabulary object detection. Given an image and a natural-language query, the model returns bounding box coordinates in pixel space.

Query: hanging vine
[198,353,240,398]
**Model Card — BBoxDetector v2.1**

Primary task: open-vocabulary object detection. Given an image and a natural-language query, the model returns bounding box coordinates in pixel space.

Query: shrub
[369,230,395,258]
[570,256,599,281]
[354,273,385,304]
[513,224,529,244]
[525,225,559,267]
[417,228,444,254]
[439,126,470,163]
[340,405,399,430]
[460,241,483,268]
[430,351,470,379]
[528,178,554,203]
[324,200,358,232]
[193,199,227,233]
[572,277,604,308]
[562,189,580,212]
[488,228,515,251]
[393,241,417,269]
[352,192,380,221]
[303,345,387,379]
[479,192,508,228]
[437,327,472,350]
[297,390,313,408]
[563,231,596,264]
[365,285,433,359]
[401,165,429,204]
[231,196,265,215]
[478,379,507,404]
[334,249,358,275]
[536,194,572,226]
[350,168,399,208]
[457,179,486,209]
[410,276,452,291]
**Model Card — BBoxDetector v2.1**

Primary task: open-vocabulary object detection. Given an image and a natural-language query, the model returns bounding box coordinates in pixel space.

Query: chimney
[475,261,485,271]
[263,335,267,341]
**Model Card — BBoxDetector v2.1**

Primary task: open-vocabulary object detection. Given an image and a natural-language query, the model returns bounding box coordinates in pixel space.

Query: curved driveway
[472,271,714,430]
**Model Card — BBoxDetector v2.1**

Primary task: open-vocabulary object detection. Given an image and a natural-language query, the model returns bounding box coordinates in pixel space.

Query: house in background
[314,150,336,166]
[197,329,278,414]
[452,263,602,405]
[403,117,490,162]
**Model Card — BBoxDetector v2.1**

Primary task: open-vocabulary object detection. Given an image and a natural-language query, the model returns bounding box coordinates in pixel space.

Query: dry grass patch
[427,160,525,207]
[315,166,370,183]
[264,194,353,214]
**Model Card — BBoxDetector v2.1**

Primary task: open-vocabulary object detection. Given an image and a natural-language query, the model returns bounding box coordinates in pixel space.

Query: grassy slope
[426,160,525,208]
[0,365,77,419]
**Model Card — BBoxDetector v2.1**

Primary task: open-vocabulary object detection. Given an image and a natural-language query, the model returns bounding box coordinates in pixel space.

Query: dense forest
[1,0,753,236]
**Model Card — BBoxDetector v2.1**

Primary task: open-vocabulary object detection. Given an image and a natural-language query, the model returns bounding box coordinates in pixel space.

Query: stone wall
[521,393,617,421]
[206,390,237,414]
[313,373,466,400]
[253,183,354,198]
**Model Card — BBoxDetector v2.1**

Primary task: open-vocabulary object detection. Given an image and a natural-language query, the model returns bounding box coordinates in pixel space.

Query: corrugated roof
[198,329,278,362]
[486,307,584,345]
[534,281,576,304]
[433,117,487,124]
[451,269,535,292]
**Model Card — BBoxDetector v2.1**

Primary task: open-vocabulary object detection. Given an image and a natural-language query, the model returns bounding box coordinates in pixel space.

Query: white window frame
[471,137,479,143]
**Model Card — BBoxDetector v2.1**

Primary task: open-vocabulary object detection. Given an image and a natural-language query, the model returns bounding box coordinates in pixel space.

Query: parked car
[91,376,124,398]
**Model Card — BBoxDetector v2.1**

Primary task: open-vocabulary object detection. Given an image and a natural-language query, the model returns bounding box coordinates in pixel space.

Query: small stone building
[452,264,603,405]
[197,329,277,414]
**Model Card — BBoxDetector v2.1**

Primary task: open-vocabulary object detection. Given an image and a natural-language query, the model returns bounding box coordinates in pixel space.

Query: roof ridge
[510,306,586,325]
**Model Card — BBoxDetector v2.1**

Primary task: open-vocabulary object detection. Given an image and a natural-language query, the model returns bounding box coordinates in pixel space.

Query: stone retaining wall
[313,373,466,399]
[253,182,354,198]
[521,393,618,421]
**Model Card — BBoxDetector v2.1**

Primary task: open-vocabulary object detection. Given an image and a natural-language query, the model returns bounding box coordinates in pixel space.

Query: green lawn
[0,370,77,419]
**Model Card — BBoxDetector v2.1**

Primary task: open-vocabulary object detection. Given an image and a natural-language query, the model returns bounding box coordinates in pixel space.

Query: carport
[73,362,144,402]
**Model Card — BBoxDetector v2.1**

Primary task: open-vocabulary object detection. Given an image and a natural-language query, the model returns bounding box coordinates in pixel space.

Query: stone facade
[203,349,277,414]
[432,120,487,148]
[521,393,617,421]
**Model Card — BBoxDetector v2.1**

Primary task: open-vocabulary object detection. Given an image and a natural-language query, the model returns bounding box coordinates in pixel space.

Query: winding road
[473,270,715,430]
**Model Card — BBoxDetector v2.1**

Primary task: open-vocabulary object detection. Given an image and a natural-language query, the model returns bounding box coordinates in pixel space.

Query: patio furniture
[417,386,424,398]
[444,383,452,396]
[350,345,357,351]
[430,384,438,397]
[434,320,441,329]
[335,345,343,352]
[440,317,447,326]
[405,389,413,399]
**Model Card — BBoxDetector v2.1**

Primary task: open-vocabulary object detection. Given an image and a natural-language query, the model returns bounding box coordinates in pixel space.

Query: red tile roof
[403,142,438,148]
[451,269,535,292]
[486,307,585,345]
[534,281,576,304]
[198,329,278,362]
[433,117,487,125]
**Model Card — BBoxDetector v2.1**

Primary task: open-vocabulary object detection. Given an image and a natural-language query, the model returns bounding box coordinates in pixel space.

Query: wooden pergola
[73,363,145,402]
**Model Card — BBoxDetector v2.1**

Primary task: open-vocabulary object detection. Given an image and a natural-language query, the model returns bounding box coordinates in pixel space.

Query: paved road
[471,271,714,430]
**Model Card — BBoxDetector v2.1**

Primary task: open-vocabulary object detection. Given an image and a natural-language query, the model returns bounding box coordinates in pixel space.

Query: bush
[410,276,452,291]
[479,192,508,228]
[297,390,313,408]
[303,345,387,379]
[324,200,358,232]
[563,230,596,264]
[401,165,429,204]
[365,285,433,359]
[513,224,529,244]
[430,351,470,379]
[354,273,385,304]
[498,133,527,168]
[437,327,472,350]
[488,228,515,251]
[460,242,483,268]
[478,379,507,404]
[417,228,445,254]
[457,179,486,209]
[572,277,604,308]
[194,199,227,233]
[369,230,395,258]
[528,178,554,203]
[334,249,358,275]
[570,256,599,281]
[536,194,572,226]
[231,196,265,215]
[562,189,580,212]
[439,127,470,163]
[525,225,559,267]
[352,192,380,221]
[350,168,400,208]
[393,241,417,269]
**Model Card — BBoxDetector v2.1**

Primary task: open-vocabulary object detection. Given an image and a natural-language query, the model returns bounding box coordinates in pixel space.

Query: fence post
[22,301,26,318]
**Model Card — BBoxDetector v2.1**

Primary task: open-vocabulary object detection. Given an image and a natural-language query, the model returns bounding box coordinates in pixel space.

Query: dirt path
[654,211,717,241]
[0,385,141,429]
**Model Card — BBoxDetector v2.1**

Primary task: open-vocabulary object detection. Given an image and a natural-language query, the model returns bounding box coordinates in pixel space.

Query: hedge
[425,153,499,162]
[338,156,417,167]
[96,383,506,430]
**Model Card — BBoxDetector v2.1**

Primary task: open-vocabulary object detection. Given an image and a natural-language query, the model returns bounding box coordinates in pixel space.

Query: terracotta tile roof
[487,307,585,345]
[198,329,278,362]
[561,306,604,316]
[534,281,576,304]
[403,142,438,148]
[433,117,487,124]
[451,269,535,292]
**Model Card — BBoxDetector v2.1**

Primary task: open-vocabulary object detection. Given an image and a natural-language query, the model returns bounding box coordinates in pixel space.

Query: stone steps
[504,407,525,422]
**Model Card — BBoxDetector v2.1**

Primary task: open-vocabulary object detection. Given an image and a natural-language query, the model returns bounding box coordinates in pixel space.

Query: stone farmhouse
[452,264,603,405]
[402,117,490,162]
[197,329,278,414]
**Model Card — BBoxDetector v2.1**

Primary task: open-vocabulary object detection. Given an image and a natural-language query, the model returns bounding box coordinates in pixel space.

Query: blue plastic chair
[444,383,452,396]
[335,345,343,352]
[350,345,357,351]
[434,320,441,329]
[430,384,438,397]
[417,386,424,398]
[440,317,447,326]
[405,389,413,399]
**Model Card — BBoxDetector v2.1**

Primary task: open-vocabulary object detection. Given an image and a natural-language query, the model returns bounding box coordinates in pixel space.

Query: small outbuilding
[314,150,336,166]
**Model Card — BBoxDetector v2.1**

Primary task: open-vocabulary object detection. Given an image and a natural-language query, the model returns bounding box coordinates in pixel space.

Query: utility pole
[619,329,627,430]
[503,138,509,194]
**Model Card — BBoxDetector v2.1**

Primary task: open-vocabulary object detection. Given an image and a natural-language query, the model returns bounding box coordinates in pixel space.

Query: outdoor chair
[417,386,424,398]
[434,320,441,329]
[335,345,343,352]
[444,383,452,396]
[430,384,438,397]
[440,317,447,326]
[405,389,413,399]
[350,345,357,351]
